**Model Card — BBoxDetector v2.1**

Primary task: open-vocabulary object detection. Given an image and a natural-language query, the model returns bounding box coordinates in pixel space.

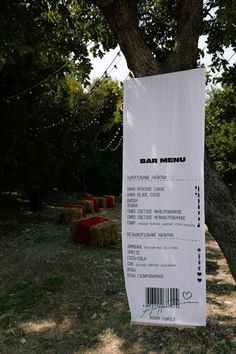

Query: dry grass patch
[0,201,235,354]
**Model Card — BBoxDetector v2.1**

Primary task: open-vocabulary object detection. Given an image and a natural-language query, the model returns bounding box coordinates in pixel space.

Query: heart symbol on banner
[182,291,192,300]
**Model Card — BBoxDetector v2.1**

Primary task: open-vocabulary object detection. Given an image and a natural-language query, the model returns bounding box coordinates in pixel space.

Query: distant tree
[75,77,123,194]
[0,0,96,193]
[0,0,123,195]
[206,85,236,188]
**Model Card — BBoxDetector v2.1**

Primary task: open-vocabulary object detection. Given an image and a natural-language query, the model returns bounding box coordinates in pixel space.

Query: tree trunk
[95,0,236,282]
[96,0,161,76]
[205,151,236,280]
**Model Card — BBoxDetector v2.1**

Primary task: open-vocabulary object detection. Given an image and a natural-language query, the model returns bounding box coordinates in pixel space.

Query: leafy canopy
[206,84,236,184]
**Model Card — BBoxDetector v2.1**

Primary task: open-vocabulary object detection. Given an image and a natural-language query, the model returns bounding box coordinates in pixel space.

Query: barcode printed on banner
[145,287,180,308]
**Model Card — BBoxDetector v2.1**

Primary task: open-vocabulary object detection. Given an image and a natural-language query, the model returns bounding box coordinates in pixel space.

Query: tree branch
[95,0,203,76]
[164,0,203,72]
[95,0,161,76]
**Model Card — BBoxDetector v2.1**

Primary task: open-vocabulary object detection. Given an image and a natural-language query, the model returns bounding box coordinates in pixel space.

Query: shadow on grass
[205,231,227,277]
[0,207,235,354]
[1,296,235,354]
[0,253,235,354]
[206,260,220,276]
[207,279,236,296]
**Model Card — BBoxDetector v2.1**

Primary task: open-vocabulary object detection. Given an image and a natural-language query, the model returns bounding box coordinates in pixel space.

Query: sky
[89,36,236,85]
[89,47,129,83]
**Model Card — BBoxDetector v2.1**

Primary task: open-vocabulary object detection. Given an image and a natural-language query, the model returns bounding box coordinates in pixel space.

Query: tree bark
[96,0,161,76]
[205,151,236,280]
[94,0,236,282]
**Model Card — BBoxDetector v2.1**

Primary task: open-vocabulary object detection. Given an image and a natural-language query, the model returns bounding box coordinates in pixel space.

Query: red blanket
[74,216,108,245]
[82,197,99,212]
[65,204,86,217]
[104,195,114,208]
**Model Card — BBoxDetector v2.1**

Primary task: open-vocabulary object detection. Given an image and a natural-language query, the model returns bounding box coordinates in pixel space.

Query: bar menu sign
[122,69,206,327]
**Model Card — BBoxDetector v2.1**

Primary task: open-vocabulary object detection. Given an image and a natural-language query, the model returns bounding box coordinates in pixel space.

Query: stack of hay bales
[103,195,115,208]
[70,216,119,246]
[60,207,83,225]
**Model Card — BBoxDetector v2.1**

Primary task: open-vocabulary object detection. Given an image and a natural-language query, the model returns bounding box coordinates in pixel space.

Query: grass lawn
[0,196,235,354]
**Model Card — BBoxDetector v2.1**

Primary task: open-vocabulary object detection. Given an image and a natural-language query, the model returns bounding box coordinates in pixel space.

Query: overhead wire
[36,50,124,131]
[0,41,93,103]
[110,135,123,151]
[82,50,121,100]
[0,57,74,103]
[95,72,131,152]
[97,126,122,152]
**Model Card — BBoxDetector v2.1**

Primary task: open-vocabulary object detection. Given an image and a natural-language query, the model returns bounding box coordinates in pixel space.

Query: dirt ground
[0,196,235,354]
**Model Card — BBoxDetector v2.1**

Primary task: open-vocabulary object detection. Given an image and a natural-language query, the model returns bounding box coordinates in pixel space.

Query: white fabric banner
[122,69,206,327]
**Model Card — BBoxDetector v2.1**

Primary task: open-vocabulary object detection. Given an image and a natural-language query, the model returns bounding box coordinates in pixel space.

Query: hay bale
[89,220,119,246]
[65,204,86,217]
[60,207,83,225]
[71,216,108,245]
[79,200,94,213]
[103,195,115,208]
[82,197,99,212]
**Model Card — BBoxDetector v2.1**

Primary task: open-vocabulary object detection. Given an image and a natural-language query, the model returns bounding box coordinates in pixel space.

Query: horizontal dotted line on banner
[127,236,198,242]
[151,179,202,182]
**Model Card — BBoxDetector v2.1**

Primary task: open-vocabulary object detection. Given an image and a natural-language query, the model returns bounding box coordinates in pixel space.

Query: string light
[97,125,122,152]
[0,57,74,103]
[82,50,121,101]
[27,52,123,132]
[0,41,94,103]
[110,136,123,151]
[4,49,124,136]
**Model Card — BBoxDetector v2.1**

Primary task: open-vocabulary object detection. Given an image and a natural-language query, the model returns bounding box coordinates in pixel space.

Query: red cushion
[65,204,86,217]
[82,197,99,212]
[74,216,108,245]
[104,195,114,208]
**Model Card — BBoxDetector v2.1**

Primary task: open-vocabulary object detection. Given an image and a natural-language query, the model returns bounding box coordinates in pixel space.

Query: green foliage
[204,1,236,72]
[206,85,236,184]
[0,70,85,191]
[137,0,178,60]
[0,0,88,191]
[0,1,122,195]
[1,1,235,197]
[75,77,123,194]
[0,0,115,79]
